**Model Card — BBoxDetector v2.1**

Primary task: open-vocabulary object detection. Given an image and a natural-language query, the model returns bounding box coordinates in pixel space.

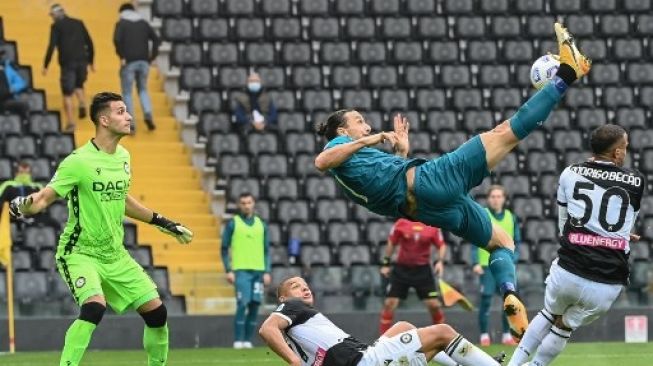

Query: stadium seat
[282,43,312,65]
[316,199,349,222]
[626,0,651,11]
[267,223,282,246]
[579,40,607,62]
[614,39,642,61]
[310,266,343,294]
[257,154,288,177]
[123,222,137,247]
[310,18,340,40]
[243,43,274,66]
[278,200,310,224]
[371,0,400,14]
[336,0,365,14]
[552,130,582,153]
[565,88,595,108]
[288,222,321,244]
[267,178,299,200]
[339,245,370,266]
[452,89,482,110]
[227,178,260,202]
[603,87,634,108]
[525,219,558,244]
[357,42,386,64]
[491,88,522,110]
[437,131,468,153]
[503,41,533,62]
[42,135,74,161]
[426,111,457,133]
[153,0,184,16]
[48,201,69,226]
[479,65,508,86]
[415,89,445,111]
[189,0,219,16]
[208,133,240,158]
[527,16,555,38]
[236,19,265,41]
[600,15,629,36]
[517,243,532,264]
[255,200,272,222]
[129,248,152,268]
[515,0,543,13]
[499,175,530,197]
[286,132,316,156]
[406,132,429,154]
[444,0,473,13]
[617,108,646,130]
[162,19,193,42]
[172,43,202,66]
[378,90,409,111]
[543,110,571,131]
[327,222,362,246]
[0,114,21,136]
[349,265,382,292]
[180,67,212,90]
[366,221,394,245]
[517,130,546,153]
[198,19,229,41]
[353,205,385,224]
[12,250,32,271]
[368,66,397,88]
[341,90,373,110]
[455,17,485,38]
[272,18,301,40]
[0,159,12,181]
[28,113,60,136]
[270,246,289,267]
[392,42,422,64]
[346,18,376,39]
[405,67,435,88]
[491,16,521,37]
[37,250,55,271]
[513,198,544,220]
[630,129,653,151]
[636,15,653,36]
[247,133,279,156]
[577,108,608,130]
[534,242,558,266]
[381,18,411,39]
[468,41,498,64]
[563,150,591,167]
[190,91,222,114]
[14,271,47,300]
[516,264,544,291]
[527,151,558,174]
[218,154,250,177]
[429,41,459,63]
[640,87,653,108]
[627,63,653,85]
[302,246,332,268]
[199,113,232,136]
[262,0,291,14]
[416,17,447,39]
[292,66,321,88]
[321,43,351,65]
[23,225,57,250]
[332,66,361,88]
[462,111,493,133]
[630,242,650,261]
[567,15,594,37]
[226,0,254,15]
[305,177,337,200]
[302,90,332,111]
[590,63,620,85]
[493,152,518,174]
[277,113,306,134]
[294,154,321,177]
[267,90,296,112]
[218,67,247,89]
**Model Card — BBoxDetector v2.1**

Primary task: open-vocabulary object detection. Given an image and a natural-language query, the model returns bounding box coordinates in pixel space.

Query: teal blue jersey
[324,136,426,217]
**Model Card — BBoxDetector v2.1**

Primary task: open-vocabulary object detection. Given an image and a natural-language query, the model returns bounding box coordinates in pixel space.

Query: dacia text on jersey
[92,179,130,201]
[570,166,642,187]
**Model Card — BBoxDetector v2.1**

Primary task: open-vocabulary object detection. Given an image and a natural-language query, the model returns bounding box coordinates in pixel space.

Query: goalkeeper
[9,92,193,366]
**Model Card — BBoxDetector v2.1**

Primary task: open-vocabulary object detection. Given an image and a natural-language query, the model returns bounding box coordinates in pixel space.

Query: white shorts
[358,329,428,366]
[544,259,624,330]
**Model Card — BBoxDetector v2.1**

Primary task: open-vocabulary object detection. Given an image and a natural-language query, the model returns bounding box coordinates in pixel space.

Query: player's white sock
[508,310,555,366]
[433,351,459,366]
[444,335,500,366]
[530,325,572,366]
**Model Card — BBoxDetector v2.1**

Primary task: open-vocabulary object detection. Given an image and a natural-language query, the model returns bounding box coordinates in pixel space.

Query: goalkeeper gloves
[9,196,33,219]
[150,212,193,244]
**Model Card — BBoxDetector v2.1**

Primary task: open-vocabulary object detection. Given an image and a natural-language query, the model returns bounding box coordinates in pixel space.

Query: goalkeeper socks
[509,82,563,140]
[244,302,260,342]
[444,335,500,365]
[234,302,247,342]
[60,319,96,366]
[433,351,459,366]
[379,309,394,334]
[530,325,571,366]
[144,324,169,366]
[488,248,516,294]
[507,310,555,366]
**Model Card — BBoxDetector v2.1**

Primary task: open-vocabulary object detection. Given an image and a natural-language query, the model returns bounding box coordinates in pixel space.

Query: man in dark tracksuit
[42,3,94,132]
[113,3,161,132]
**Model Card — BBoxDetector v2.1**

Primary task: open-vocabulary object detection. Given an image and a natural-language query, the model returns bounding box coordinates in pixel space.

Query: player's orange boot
[554,22,591,78]
[503,292,529,341]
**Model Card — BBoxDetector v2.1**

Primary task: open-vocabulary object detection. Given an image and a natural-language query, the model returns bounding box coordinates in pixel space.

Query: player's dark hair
[590,124,627,156]
[315,109,354,141]
[119,2,135,12]
[90,92,123,125]
[238,192,255,201]
[276,276,302,299]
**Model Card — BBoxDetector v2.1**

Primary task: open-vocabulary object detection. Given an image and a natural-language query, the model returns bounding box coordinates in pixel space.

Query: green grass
[1,343,652,365]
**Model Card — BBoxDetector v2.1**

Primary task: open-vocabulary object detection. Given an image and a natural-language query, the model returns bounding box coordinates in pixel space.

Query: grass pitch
[1,342,652,365]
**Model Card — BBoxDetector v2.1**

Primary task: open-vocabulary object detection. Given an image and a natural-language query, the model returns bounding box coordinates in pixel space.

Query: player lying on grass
[9,92,193,366]
[314,22,592,340]
[260,276,506,366]
[508,125,644,366]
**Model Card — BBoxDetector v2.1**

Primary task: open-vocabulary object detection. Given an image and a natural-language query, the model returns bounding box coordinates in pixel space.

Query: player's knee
[141,304,168,328]
[79,301,106,325]
[429,324,457,347]
[394,321,416,331]
[384,298,399,310]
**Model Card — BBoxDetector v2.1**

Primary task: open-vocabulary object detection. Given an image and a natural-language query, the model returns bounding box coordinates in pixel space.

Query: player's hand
[9,196,33,219]
[392,113,410,156]
[263,273,271,285]
[226,272,235,284]
[473,264,484,275]
[434,260,444,276]
[361,132,391,147]
[380,265,391,277]
[151,213,193,244]
[630,233,641,242]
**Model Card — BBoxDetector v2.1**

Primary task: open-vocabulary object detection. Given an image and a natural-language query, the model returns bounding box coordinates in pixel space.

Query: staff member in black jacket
[42,3,94,132]
[113,3,161,132]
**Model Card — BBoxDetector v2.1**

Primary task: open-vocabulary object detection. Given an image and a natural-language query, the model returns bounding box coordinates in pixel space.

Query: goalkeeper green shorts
[56,252,159,314]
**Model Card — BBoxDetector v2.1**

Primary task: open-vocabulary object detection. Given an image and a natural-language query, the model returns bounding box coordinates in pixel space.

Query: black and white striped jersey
[556,160,645,285]
[272,298,367,366]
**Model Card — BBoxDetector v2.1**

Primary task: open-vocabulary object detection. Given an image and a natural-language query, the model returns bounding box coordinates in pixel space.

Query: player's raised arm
[9,186,59,218]
[259,314,301,366]
[392,113,410,158]
[125,194,194,245]
[314,132,396,171]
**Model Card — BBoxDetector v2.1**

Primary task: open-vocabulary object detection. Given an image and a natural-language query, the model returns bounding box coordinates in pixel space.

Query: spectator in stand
[42,3,94,132]
[0,49,29,119]
[232,72,278,133]
[113,3,160,132]
[472,185,522,346]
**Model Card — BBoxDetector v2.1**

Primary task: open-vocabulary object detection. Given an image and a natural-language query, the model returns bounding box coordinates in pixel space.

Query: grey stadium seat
[244,43,274,65]
[48,201,69,226]
[468,41,498,63]
[491,16,520,37]
[630,129,653,151]
[444,0,473,14]
[332,66,362,88]
[416,17,447,39]
[282,43,311,65]
[199,19,229,41]
[247,133,278,156]
[227,178,259,202]
[405,66,435,88]
[410,132,432,154]
[292,67,321,88]
[129,248,152,268]
[336,0,364,14]
[328,223,362,246]
[636,15,653,36]
[342,90,373,110]
[437,131,467,153]
[525,219,558,244]
[339,245,370,266]
[270,246,288,267]
[354,205,385,223]
[189,0,219,16]
[38,250,56,271]
[218,154,250,177]
[262,0,291,15]
[226,0,254,15]
[153,0,184,16]
[626,0,651,11]
[515,0,543,13]
[258,67,285,89]
[286,132,316,156]
[567,16,594,37]
[162,19,192,42]
[527,152,558,174]
[463,111,493,133]
[416,89,446,111]
[616,108,646,129]
[500,175,530,197]
[236,19,265,40]
[491,88,522,110]
[321,43,351,65]
[527,16,555,38]
[272,18,301,40]
[371,0,400,14]
[172,43,202,66]
[310,266,341,293]
[543,110,571,131]
[601,15,629,36]
[627,63,653,85]
[429,41,459,63]
[369,66,398,88]
[455,17,485,38]
[289,222,320,244]
[255,200,272,222]
[379,90,409,111]
[316,199,349,222]
[13,251,32,271]
[426,111,457,133]
[310,18,340,40]
[577,108,607,130]
[588,0,616,12]
[641,87,653,108]
[191,91,221,114]
[513,198,544,220]
[15,272,47,300]
[278,200,310,224]
[552,130,582,152]
[479,65,509,86]
[43,135,74,160]
[267,223,282,246]
[303,90,332,111]
[357,42,386,64]
[24,226,57,250]
[603,87,634,108]
[267,178,299,200]
[480,0,508,13]
[0,159,11,180]
[5,136,37,159]
[366,221,394,245]
[441,66,470,87]
[614,39,642,61]
[28,113,60,135]
[565,88,594,108]
[277,112,306,134]
[181,67,211,90]
[381,18,411,39]
[18,91,45,111]
[392,42,422,64]
[407,0,436,14]
[0,114,21,135]
[208,133,240,157]
[453,89,482,110]
[493,152,518,174]
[578,40,607,62]
[267,91,295,112]
[590,63,620,85]
[123,222,138,247]
[538,174,558,198]
[148,269,170,296]
[257,154,288,177]
[503,41,533,62]
[294,154,321,177]
[349,265,382,293]
[218,67,247,89]
[564,150,591,167]
[346,18,376,39]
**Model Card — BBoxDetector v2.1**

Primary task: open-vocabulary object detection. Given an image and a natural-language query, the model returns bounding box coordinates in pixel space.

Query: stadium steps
[0,0,225,314]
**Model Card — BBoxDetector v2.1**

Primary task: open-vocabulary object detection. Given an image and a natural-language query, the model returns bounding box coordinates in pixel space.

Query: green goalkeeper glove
[150,212,193,244]
[9,196,33,219]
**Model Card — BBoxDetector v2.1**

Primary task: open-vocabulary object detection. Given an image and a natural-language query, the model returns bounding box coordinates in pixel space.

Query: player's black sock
[556,64,577,86]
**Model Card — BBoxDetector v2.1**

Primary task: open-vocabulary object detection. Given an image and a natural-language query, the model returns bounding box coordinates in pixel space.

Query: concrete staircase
[0,0,234,314]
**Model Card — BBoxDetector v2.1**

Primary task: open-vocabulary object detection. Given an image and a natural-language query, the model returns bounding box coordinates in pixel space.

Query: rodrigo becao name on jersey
[272,298,368,366]
[557,160,645,285]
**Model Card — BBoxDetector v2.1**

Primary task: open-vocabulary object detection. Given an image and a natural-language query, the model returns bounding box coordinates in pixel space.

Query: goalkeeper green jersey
[48,140,131,263]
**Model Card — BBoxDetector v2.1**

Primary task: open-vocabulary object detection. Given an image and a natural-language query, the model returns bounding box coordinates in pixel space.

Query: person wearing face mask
[0,161,44,221]
[232,72,278,133]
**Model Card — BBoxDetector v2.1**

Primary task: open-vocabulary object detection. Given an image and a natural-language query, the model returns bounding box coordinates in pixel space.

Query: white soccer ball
[530,54,560,90]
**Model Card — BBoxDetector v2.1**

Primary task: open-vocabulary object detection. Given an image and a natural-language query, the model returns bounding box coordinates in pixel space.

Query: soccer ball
[530,54,560,90]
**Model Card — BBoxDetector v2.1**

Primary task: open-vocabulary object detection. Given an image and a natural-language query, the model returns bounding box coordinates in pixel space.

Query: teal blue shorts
[234,270,264,305]
[413,136,493,246]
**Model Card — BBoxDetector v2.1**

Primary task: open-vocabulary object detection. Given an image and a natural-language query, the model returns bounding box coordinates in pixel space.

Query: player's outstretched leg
[60,300,106,366]
[140,300,170,366]
[416,323,506,365]
[507,310,555,366]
